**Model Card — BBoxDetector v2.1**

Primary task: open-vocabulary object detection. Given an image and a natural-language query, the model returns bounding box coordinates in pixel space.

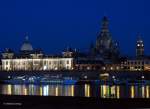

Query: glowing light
[112,76,115,79]
[131,86,135,98]
[43,65,47,70]
[100,73,109,77]
[7,85,12,95]
[87,67,90,70]
[116,86,120,99]
[43,85,49,96]
[116,66,120,70]
[110,67,113,70]
[111,86,115,96]
[55,86,58,96]
[55,67,58,70]
[85,84,90,97]
[71,85,74,96]
[142,86,145,98]
[84,75,87,79]
[146,86,149,98]
[102,67,106,70]
[24,88,27,95]
[102,85,108,98]
[40,86,43,96]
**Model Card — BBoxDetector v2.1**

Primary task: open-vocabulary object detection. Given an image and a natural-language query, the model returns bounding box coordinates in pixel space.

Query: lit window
[87,67,90,70]
[116,66,119,70]
[103,67,106,70]
[110,67,113,70]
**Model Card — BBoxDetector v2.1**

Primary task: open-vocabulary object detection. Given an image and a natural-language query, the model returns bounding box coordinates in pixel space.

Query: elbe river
[0,83,149,98]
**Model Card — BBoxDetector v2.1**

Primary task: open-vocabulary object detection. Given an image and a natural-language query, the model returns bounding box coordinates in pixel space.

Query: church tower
[136,36,144,57]
[90,16,119,61]
[96,16,112,52]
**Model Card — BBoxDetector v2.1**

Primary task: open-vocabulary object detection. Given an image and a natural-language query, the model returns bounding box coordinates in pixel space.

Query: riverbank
[0,94,150,109]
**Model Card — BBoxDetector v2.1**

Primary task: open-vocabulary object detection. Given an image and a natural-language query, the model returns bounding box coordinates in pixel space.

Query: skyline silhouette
[0,0,149,56]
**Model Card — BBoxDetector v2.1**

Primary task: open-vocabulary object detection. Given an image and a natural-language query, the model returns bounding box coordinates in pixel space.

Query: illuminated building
[74,57,104,70]
[121,58,145,71]
[1,52,74,71]
[121,58,150,71]
[102,63,121,71]
[1,36,74,71]
[1,19,150,72]
[1,36,104,71]
[121,35,150,71]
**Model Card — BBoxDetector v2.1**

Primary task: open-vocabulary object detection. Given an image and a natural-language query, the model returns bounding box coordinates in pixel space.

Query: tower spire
[25,32,29,41]
[96,16,112,51]
[101,16,109,33]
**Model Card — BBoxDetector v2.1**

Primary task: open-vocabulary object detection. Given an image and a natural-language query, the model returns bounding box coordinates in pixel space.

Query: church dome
[21,36,33,51]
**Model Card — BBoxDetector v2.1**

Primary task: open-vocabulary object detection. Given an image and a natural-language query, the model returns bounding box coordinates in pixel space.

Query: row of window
[126,61,144,65]
[4,66,71,71]
[4,60,70,65]
[124,60,150,65]
[123,66,144,70]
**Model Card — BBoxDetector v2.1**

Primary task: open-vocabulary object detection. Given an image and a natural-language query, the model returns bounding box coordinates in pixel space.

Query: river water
[0,83,149,98]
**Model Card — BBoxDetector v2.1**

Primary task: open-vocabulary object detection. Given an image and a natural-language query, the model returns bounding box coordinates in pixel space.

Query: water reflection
[100,85,120,98]
[0,83,150,98]
[84,84,90,97]
[128,85,150,98]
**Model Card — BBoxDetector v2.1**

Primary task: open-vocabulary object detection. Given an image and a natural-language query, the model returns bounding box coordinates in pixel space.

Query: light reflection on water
[0,84,150,98]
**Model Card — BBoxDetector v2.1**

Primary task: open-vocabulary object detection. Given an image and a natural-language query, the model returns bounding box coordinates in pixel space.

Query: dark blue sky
[0,0,150,56]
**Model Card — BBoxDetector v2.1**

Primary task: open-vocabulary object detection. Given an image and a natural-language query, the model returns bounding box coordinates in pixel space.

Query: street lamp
[141,76,144,79]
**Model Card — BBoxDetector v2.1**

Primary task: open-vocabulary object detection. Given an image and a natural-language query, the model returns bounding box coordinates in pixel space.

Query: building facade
[1,36,74,71]
[1,18,150,72]
[74,57,104,70]
[2,57,74,71]
[121,58,150,71]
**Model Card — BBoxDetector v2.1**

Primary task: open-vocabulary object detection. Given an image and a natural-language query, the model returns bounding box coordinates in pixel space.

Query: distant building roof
[2,48,14,53]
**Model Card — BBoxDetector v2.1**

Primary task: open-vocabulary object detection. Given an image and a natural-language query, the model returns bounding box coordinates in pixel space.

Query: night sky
[0,0,150,56]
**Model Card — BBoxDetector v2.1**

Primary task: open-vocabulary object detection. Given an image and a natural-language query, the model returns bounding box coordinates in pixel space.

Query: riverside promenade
[0,70,149,80]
